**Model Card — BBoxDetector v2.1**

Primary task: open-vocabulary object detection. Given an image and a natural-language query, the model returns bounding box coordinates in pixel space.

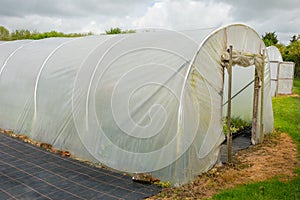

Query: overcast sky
[0,0,299,44]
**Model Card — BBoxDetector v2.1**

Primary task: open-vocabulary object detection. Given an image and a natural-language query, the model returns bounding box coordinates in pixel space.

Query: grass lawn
[210,78,300,200]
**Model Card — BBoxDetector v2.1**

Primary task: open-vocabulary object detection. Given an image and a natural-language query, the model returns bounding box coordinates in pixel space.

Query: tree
[0,26,10,40]
[290,35,297,43]
[11,29,31,40]
[105,27,136,34]
[0,25,93,41]
[290,34,300,43]
[106,27,122,34]
[283,40,300,78]
[262,32,278,47]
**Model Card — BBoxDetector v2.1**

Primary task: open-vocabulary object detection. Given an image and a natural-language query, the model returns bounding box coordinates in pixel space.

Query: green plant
[154,181,172,188]
[105,27,122,34]
[262,31,278,47]
[0,26,10,40]
[277,37,300,78]
[223,117,251,135]
[105,27,136,35]
[0,25,93,41]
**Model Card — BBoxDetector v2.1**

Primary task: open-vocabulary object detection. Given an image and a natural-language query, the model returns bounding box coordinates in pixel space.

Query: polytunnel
[267,45,295,96]
[0,24,274,185]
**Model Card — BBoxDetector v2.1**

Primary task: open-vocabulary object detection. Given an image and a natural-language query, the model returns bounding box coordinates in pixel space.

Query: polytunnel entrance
[221,45,266,163]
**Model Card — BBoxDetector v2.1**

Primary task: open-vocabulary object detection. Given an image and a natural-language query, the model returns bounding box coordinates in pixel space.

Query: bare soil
[150,132,300,199]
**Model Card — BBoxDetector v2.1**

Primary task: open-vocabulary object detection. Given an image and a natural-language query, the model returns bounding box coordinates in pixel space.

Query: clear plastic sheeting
[267,46,295,96]
[0,24,274,185]
[267,46,283,62]
[267,46,283,96]
[277,62,295,94]
[270,61,280,96]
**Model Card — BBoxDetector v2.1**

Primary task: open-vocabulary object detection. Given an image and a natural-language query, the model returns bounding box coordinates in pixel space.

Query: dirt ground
[151,132,300,199]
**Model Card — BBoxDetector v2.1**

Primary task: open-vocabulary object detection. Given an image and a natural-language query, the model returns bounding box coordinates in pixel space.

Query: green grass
[293,78,300,95]
[211,178,300,200]
[273,78,300,154]
[210,78,300,200]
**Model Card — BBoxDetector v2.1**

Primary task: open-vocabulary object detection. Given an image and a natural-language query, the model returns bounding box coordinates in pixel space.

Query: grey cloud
[214,0,300,21]
[205,0,300,43]
[0,0,149,18]
[0,0,299,44]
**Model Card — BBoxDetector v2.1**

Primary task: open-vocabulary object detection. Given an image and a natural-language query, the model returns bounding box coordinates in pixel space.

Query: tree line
[0,26,135,41]
[262,32,300,78]
[0,26,92,41]
[105,27,135,34]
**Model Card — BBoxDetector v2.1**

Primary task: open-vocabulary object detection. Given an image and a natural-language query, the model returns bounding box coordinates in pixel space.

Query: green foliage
[0,25,135,39]
[154,181,172,188]
[32,30,91,39]
[223,117,251,135]
[0,26,10,40]
[211,78,300,200]
[11,29,31,40]
[262,32,278,47]
[263,32,300,77]
[290,35,298,43]
[30,30,85,39]
[0,26,93,41]
[283,40,300,78]
[275,34,300,78]
[106,27,122,34]
[105,27,136,34]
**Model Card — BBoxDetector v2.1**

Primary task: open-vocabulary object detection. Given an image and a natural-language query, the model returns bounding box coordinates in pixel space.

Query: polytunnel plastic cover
[0,24,274,185]
[267,46,295,96]
[277,62,295,94]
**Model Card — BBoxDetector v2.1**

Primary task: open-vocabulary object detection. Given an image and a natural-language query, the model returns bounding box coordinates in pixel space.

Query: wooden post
[260,50,265,143]
[227,45,233,163]
[252,69,260,144]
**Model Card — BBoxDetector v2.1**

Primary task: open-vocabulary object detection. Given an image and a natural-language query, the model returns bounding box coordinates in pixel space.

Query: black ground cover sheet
[0,133,161,200]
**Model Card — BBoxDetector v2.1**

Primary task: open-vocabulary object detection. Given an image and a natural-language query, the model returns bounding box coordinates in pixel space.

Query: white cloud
[216,0,300,44]
[1,15,63,32]
[132,0,233,30]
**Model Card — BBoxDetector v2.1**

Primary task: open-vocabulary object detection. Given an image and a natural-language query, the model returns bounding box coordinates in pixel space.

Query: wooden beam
[259,50,265,143]
[252,69,260,144]
[227,45,233,163]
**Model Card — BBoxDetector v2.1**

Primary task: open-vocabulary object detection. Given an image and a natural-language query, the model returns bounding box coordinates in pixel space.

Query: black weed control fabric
[220,127,252,163]
[0,133,161,200]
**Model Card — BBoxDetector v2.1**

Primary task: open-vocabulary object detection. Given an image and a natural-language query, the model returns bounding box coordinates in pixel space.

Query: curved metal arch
[0,40,35,78]
[33,38,78,122]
